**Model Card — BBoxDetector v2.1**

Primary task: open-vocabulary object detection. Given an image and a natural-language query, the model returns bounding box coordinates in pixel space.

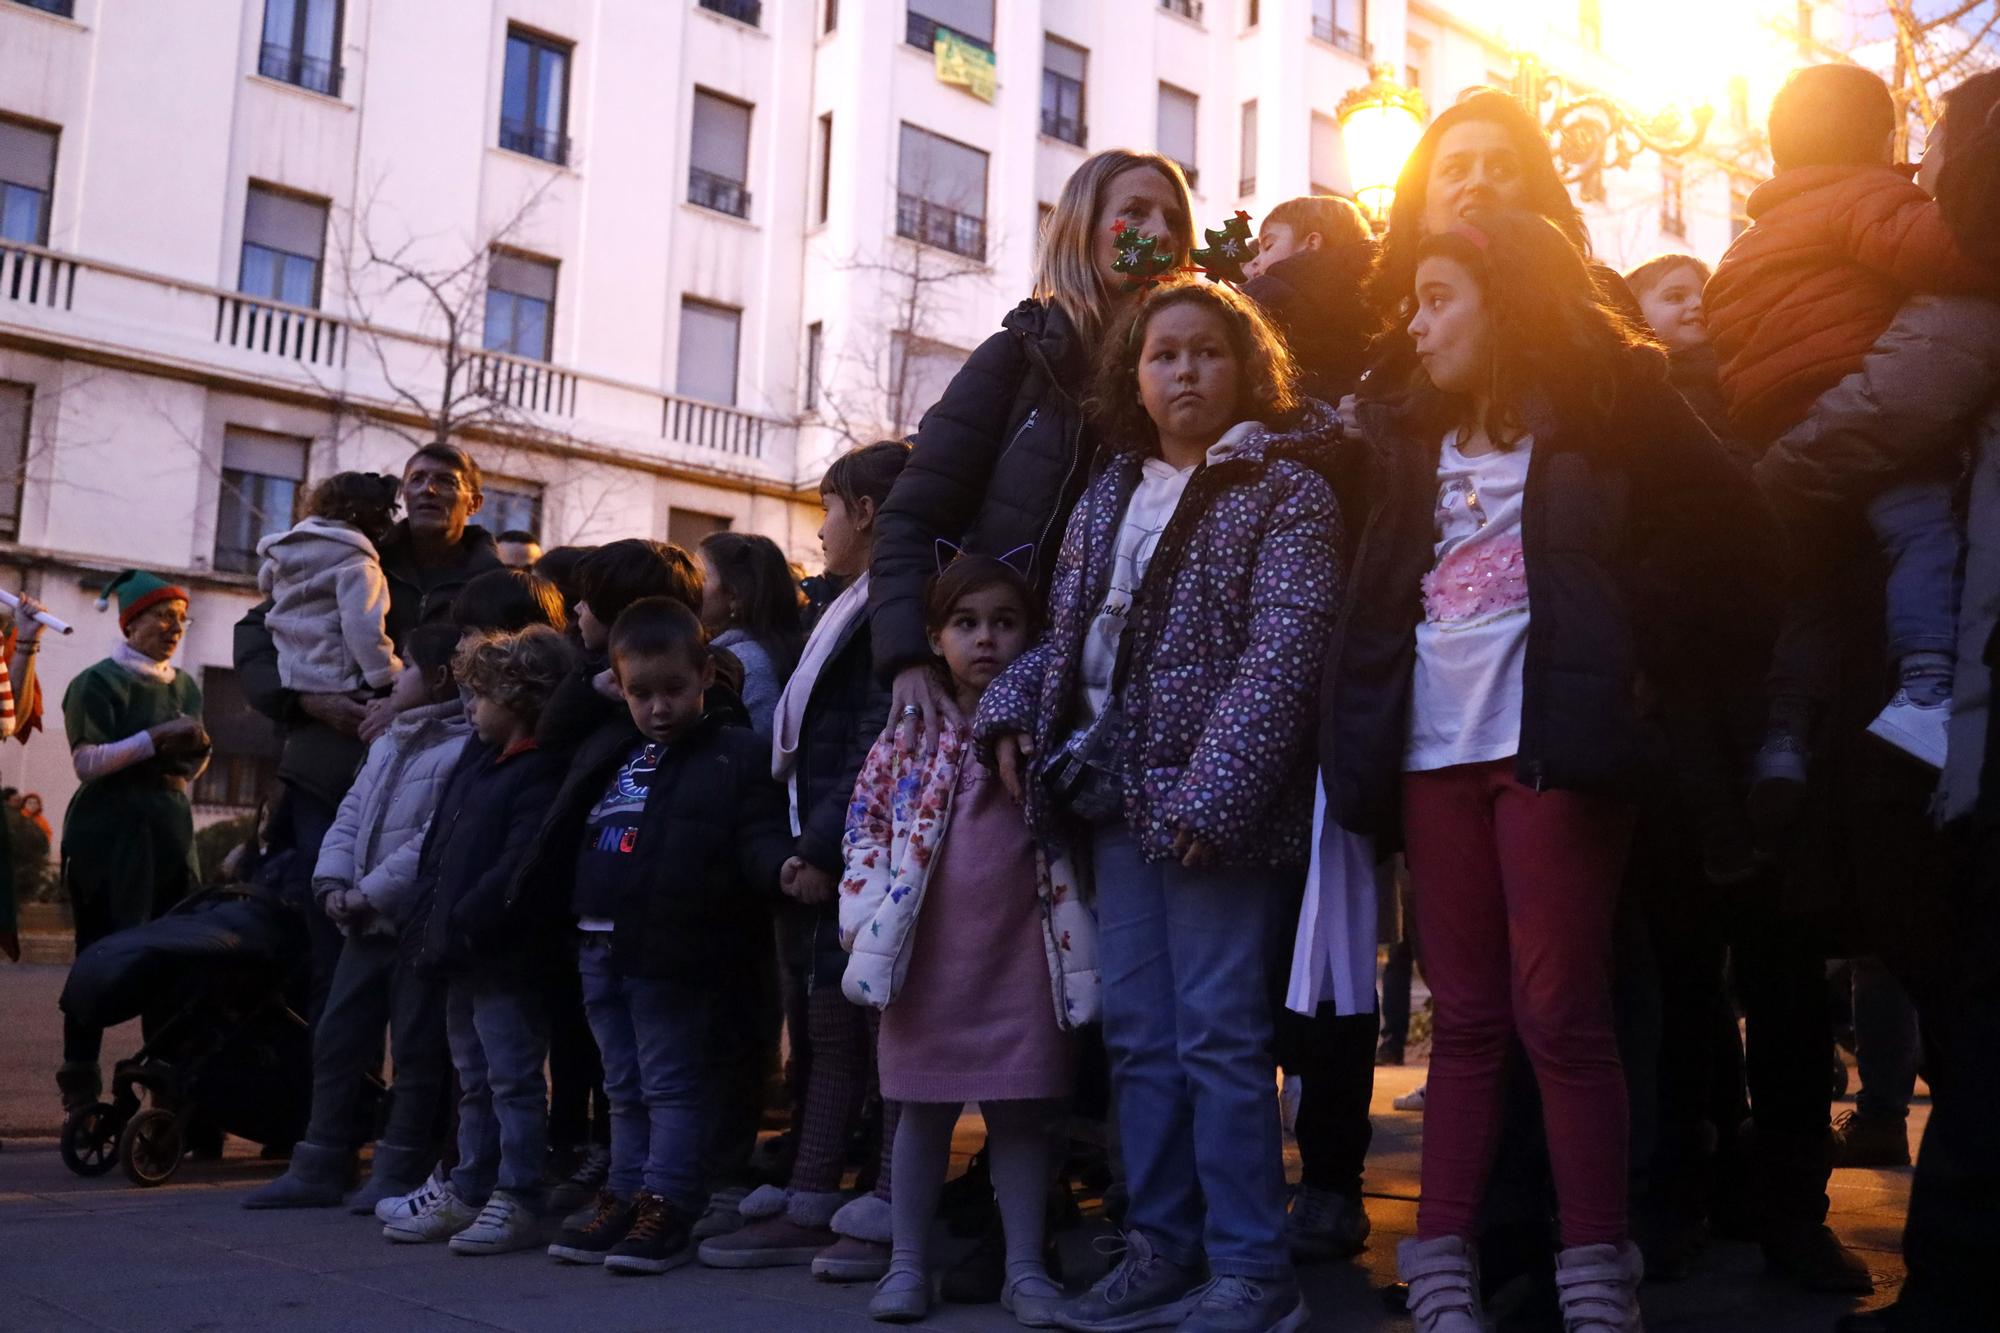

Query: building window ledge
[485,144,581,180]
[247,73,355,110]
[693,1,770,36]
[679,201,760,233]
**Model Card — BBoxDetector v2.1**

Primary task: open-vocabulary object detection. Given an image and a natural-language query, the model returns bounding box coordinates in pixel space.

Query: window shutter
[1158,85,1197,166]
[691,91,752,181]
[490,251,558,302]
[244,186,326,258]
[222,427,308,481]
[0,121,57,191]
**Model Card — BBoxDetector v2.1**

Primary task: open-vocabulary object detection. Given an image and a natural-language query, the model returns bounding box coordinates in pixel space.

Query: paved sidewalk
[1,1060,1913,1333]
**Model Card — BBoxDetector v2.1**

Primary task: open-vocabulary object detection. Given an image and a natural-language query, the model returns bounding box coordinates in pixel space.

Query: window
[0,382,29,540]
[803,321,823,411]
[1660,160,1686,237]
[815,113,834,224]
[906,0,993,51]
[194,669,282,811]
[484,250,558,362]
[1036,202,1054,257]
[825,0,838,33]
[10,0,74,15]
[896,124,989,260]
[1730,179,1752,240]
[689,89,752,219]
[1311,0,1365,55]
[1239,100,1257,195]
[889,336,968,432]
[214,427,307,574]
[483,478,543,541]
[1578,0,1601,51]
[667,509,731,551]
[239,184,327,308]
[677,299,742,406]
[698,0,762,26]
[1159,0,1203,20]
[1310,112,1342,196]
[1406,36,1429,98]
[0,119,57,247]
[1158,84,1198,191]
[1246,0,1259,27]
[1042,37,1087,146]
[500,27,571,165]
[258,0,343,97]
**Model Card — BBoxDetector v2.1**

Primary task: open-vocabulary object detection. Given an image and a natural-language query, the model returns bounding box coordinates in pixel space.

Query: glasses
[404,472,468,497]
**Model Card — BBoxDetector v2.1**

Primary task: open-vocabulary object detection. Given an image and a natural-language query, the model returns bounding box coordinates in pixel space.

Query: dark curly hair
[454,625,574,724]
[1411,210,1658,447]
[306,472,401,542]
[1090,276,1300,452]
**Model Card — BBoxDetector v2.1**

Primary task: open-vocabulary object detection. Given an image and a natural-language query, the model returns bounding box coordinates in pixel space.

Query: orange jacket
[1706,164,2000,449]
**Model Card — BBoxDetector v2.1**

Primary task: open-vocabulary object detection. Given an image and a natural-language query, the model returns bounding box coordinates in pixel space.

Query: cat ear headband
[934,538,1035,577]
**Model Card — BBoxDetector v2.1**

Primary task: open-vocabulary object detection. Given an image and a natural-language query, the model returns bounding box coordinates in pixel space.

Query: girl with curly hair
[979,275,1340,1333]
[1321,210,1772,1332]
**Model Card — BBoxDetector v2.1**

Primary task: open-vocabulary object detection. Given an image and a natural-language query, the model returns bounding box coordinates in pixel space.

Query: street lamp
[1510,51,1713,197]
[1336,63,1428,226]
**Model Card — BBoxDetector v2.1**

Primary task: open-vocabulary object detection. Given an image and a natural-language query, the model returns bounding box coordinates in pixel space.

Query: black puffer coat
[870,298,1094,678]
[511,710,790,980]
[1241,244,1376,404]
[794,606,888,875]
[1323,346,1775,839]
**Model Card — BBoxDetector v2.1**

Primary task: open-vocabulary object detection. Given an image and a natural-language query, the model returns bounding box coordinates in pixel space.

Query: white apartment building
[0,0,1818,844]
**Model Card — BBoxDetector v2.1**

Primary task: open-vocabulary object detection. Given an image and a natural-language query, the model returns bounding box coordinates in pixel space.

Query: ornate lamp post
[1510,51,1713,197]
[1335,63,1429,227]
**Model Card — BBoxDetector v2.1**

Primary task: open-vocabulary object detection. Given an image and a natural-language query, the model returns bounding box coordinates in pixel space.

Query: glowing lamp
[1337,64,1429,224]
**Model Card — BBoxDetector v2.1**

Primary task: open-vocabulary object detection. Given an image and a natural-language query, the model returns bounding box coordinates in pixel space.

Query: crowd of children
[35,55,2000,1333]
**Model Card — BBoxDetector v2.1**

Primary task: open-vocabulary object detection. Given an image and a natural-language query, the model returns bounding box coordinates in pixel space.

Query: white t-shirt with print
[1404,430,1534,772]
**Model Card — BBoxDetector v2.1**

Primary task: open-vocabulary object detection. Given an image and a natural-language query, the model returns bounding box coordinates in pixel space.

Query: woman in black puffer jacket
[871,149,1194,742]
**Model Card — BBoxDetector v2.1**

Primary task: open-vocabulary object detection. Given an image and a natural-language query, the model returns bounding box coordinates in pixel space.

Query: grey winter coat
[312,700,472,934]
[257,516,401,693]
[1752,295,2000,824]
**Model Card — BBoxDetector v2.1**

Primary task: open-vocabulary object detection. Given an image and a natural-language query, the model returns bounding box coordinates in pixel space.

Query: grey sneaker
[376,1167,449,1223]
[382,1185,479,1244]
[1052,1230,1203,1332]
[448,1191,542,1255]
[1286,1185,1370,1261]
[1176,1276,1310,1333]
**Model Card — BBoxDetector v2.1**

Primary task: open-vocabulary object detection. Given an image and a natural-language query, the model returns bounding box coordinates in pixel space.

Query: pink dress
[876,752,1075,1103]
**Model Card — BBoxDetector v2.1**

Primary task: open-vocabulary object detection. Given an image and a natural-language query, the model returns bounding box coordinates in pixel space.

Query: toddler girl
[258,471,404,694]
[981,275,1340,1333]
[841,556,1098,1324]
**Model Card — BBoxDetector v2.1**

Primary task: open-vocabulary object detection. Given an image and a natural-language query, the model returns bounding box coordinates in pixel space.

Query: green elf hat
[95,569,189,631]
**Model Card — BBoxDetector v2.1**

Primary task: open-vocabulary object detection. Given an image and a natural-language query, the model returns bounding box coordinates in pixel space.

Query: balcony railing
[698,0,762,25]
[895,194,987,261]
[1239,174,1256,196]
[257,41,343,97]
[499,118,571,166]
[688,168,752,219]
[1159,0,1204,21]
[1309,17,1370,58]
[905,12,992,56]
[0,242,77,311]
[0,239,798,478]
[1040,107,1086,146]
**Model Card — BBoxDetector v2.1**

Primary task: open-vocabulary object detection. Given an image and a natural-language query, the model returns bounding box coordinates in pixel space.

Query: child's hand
[314,878,352,923]
[994,733,1034,805]
[780,857,837,905]
[1170,826,1217,870]
[359,696,401,744]
[593,668,623,701]
[1336,393,1361,434]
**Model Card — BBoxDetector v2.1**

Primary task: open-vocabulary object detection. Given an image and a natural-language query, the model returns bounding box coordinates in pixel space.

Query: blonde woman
[870,149,1195,748]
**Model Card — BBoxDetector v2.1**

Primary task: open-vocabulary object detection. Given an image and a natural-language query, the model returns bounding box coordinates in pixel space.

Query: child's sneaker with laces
[1867,687,1951,768]
[375,1166,449,1223]
[547,1189,637,1264]
[1178,1275,1311,1333]
[604,1191,695,1275]
[547,1144,611,1219]
[382,1184,479,1244]
[449,1190,542,1255]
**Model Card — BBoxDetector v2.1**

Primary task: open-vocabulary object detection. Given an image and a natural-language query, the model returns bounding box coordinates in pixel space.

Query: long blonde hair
[1034,150,1195,344]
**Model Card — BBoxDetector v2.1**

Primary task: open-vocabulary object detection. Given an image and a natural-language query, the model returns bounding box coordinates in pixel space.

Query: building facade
[0,0,1823,845]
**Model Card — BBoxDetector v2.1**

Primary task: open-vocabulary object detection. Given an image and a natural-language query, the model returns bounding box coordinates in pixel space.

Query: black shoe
[604,1191,694,1275]
[547,1189,635,1264]
[1761,1223,1874,1294]
[1832,1110,1910,1169]
[1376,1037,1406,1067]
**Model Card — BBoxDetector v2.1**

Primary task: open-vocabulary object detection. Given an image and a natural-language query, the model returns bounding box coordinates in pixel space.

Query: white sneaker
[382,1185,479,1243]
[1866,689,1950,769]
[1394,1084,1427,1112]
[375,1166,449,1223]
[448,1191,542,1256]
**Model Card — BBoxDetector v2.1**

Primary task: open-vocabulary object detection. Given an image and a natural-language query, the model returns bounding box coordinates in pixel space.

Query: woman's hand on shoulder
[1171,824,1217,870]
[888,665,959,757]
[1335,394,1362,435]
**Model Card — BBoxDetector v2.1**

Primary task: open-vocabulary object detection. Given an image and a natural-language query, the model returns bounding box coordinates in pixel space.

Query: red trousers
[1402,759,1633,1246]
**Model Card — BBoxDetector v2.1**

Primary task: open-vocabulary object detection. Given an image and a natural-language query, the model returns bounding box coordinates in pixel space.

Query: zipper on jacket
[1034,408,1086,583]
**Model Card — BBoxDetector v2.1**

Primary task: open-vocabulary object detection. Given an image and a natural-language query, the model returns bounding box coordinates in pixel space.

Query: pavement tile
[10,1293,116,1333]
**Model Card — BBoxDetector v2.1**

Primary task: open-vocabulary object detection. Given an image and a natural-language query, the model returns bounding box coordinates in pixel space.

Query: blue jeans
[1092,823,1292,1280]
[577,933,709,1213]
[1866,470,1961,661]
[446,973,550,1203]
[304,932,448,1153]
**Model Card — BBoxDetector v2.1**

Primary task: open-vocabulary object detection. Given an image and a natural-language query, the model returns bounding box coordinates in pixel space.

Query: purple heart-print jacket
[975,400,1343,870]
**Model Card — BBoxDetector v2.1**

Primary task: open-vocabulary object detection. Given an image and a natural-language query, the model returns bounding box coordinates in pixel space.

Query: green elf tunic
[61,645,204,949]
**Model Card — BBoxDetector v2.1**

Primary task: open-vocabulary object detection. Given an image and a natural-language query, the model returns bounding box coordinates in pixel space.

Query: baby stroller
[57,881,324,1187]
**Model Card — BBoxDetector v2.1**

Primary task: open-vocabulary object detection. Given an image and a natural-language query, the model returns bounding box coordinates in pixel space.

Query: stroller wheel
[60,1102,123,1177]
[118,1108,185,1188]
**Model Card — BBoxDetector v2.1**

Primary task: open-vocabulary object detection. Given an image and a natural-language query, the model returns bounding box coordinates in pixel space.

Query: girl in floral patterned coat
[978,276,1339,1333]
[839,555,1098,1324]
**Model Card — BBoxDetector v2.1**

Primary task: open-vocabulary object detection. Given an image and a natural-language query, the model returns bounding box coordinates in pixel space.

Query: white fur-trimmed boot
[1397,1235,1488,1333]
[1554,1241,1645,1332]
[815,1192,892,1282]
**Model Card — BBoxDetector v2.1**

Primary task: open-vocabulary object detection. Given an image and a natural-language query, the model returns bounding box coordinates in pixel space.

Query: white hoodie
[257,515,402,693]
